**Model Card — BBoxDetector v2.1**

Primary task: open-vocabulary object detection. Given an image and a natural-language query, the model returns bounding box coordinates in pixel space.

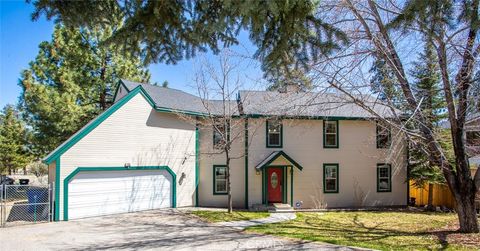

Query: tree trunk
[454,190,479,233]
[427,183,435,211]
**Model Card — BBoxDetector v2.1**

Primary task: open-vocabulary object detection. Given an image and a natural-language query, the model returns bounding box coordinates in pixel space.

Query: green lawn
[191,210,270,223]
[247,211,480,251]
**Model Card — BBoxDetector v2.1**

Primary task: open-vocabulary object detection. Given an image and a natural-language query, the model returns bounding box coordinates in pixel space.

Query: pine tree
[411,42,446,125]
[19,25,151,156]
[266,67,313,91]
[369,58,405,110]
[0,105,32,175]
[30,0,347,76]
[408,41,446,210]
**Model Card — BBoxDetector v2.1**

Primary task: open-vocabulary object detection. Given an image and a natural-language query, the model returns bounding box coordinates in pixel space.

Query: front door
[267,167,283,203]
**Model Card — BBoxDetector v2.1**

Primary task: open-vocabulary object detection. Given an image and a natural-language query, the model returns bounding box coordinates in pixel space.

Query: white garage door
[68,170,172,220]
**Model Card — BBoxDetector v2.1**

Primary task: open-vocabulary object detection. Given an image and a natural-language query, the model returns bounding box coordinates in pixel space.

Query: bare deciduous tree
[305,0,479,232]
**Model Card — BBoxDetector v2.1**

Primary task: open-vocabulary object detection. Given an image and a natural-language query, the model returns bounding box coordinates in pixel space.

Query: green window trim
[377,163,392,192]
[323,163,339,193]
[63,166,177,221]
[195,118,200,207]
[323,120,339,148]
[266,119,283,148]
[376,121,392,149]
[213,165,228,195]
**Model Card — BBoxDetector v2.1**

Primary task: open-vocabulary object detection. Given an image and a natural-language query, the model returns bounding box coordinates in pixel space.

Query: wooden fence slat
[409,181,456,209]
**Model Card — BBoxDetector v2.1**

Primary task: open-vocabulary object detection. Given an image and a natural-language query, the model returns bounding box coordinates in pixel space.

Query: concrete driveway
[0,209,359,250]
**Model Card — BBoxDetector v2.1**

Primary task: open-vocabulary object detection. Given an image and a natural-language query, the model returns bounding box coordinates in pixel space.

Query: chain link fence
[1,183,53,227]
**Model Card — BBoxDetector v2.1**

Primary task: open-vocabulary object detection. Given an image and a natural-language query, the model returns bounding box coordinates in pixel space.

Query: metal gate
[0,183,53,227]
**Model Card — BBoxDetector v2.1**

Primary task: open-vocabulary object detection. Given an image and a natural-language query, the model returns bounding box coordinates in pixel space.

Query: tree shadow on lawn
[278,213,460,250]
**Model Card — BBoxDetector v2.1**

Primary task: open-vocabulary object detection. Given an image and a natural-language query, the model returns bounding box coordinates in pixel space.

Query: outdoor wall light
[179,172,186,185]
[124,163,131,169]
[256,169,261,175]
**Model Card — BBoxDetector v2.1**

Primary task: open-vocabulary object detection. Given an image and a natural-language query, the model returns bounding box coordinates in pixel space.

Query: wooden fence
[409,181,456,209]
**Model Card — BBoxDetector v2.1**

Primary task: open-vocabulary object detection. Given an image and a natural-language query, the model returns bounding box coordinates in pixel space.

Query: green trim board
[323,163,339,193]
[323,120,339,148]
[111,80,129,103]
[262,168,266,204]
[43,85,155,164]
[244,118,249,209]
[266,119,283,148]
[54,158,60,221]
[213,165,228,195]
[290,167,293,207]
[256,151,304,171]
[377,163,392,192]
[195,118,200,207]
[63,166,177,221]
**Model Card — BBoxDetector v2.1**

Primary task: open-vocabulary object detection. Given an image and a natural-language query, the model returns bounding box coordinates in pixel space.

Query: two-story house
[44,80,407,220]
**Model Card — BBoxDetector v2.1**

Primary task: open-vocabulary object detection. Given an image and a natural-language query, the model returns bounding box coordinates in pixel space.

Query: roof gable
[255,151,304,171]
[43,85,153,164]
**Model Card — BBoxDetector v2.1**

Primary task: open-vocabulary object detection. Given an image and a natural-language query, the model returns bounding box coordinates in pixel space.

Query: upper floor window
[323,120,339,148]
[466,131,480,146]
[267,120,282,148]
[376,122,391,148]
[213,121,228,149]
[377,164,392,192]
[323,164,339,193]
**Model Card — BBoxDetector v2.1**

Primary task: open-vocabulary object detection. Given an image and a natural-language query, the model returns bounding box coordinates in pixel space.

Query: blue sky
[0,1,263,108]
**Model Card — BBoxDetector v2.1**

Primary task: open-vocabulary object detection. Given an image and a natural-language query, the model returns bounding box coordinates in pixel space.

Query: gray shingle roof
[121,80,393,118]
[238,90,393,118]
[121,80,239,116]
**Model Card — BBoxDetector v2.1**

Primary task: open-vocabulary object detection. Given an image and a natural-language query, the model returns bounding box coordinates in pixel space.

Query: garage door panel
[68,170,172,219]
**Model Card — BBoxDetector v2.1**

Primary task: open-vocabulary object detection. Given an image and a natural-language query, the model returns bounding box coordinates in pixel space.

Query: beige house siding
[55,93,196,219]
[198,118,246,208]
[246,118,407,208]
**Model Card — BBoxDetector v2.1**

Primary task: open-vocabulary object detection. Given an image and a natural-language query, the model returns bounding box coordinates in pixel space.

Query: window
[376,122,391,148]
[266,120,282,148]
[466,131,480,146]
[323,164,339,193]
[323,120,338,148]
[377,164,391,192]
[213,165,227,194]
[213,121,228,149]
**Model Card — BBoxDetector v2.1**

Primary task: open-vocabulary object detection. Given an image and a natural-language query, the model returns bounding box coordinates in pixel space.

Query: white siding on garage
[57,93,196,220]
[68,170,172,219]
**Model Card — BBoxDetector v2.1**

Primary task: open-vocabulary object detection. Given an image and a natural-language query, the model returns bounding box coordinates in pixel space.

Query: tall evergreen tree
[411,42,446,125]
[409,41,446,210]
[0,105,32,175]
[29,0,347,75]
[19,25,150,155]
[266,66,313,91]
[369,58,404,109]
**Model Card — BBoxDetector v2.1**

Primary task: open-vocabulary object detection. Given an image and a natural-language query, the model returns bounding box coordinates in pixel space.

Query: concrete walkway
[1,209,366,250]
[214,212,296,229]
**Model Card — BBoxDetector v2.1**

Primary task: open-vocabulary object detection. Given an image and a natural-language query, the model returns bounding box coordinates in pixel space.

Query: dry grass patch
[191,210,269,223]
